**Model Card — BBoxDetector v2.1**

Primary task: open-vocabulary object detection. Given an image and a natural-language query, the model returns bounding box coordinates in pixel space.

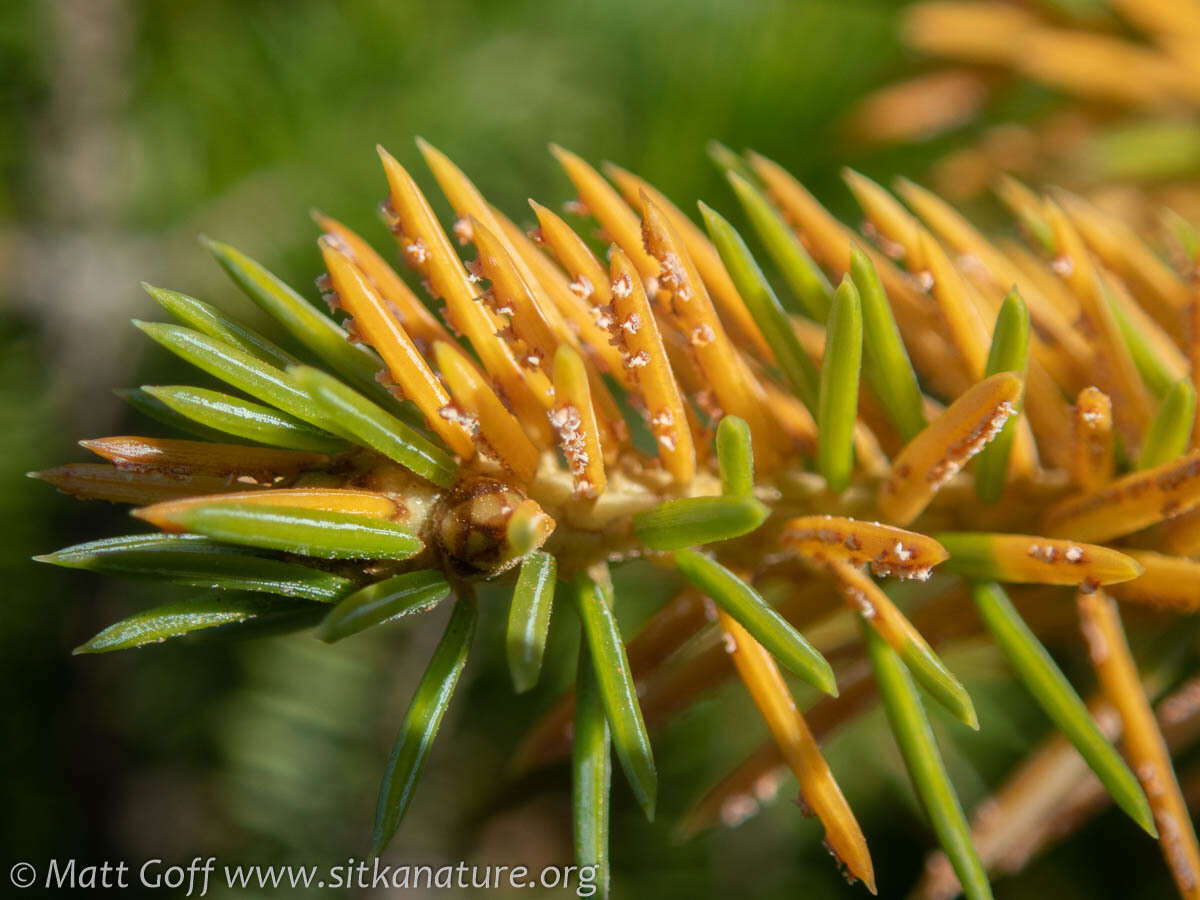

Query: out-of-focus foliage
[850,0,1200,233]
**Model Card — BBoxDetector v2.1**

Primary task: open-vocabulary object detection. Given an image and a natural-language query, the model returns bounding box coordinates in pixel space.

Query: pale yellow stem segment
[376,146,552,445]
[879,371,1022,525]
[527,199,632,385]
[1045,201,1155,442]
[1110,551,1200,615]
[80,436,327,479]
[781,516,948,580]
[1076,588,1200,899]
[433,341,540,484]
[1043,450,1200,543]
[312,211,454,351]
[606,162,774,360]
[136,487,400,531]
[31,464,264,506]
[608,249,695,485]
[549,345,606,499]
[1072,387,1115,492]
[550,144,659,278]
[641,196,781,470]
[319,235,477,459]
[469,216,560,373]
[717,609,877,894]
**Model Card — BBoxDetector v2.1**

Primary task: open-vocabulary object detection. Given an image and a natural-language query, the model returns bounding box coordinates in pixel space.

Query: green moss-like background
[0,1,1182,896]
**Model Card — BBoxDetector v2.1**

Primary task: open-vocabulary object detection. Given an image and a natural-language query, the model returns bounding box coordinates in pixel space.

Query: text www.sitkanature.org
[9,858,600,896]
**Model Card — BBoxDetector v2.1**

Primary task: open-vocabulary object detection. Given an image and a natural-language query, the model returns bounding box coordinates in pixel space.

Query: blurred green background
[0,0,1182,897]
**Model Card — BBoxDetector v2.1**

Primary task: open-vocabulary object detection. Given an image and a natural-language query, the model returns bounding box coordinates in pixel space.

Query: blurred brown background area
[2,1,1193,896]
